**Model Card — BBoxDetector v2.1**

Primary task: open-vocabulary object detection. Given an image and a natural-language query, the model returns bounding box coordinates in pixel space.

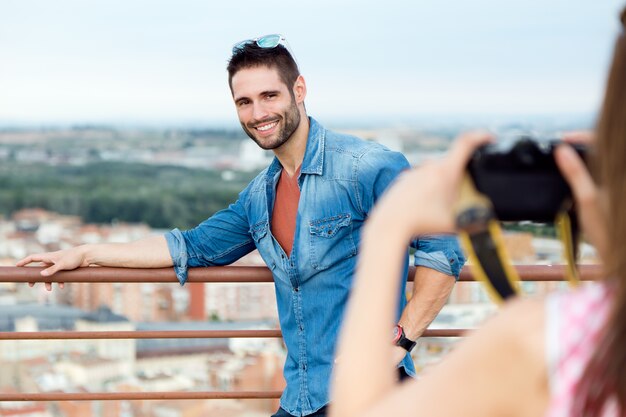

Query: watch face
[392,325,401,342]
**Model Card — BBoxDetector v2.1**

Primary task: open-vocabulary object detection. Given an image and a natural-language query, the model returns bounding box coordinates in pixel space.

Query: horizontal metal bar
[0,391,283,401]
[478,264,600,282]
[0,265,274,283]
[0,329,281,340]
[0,328,465,340]
[0,264,601,283]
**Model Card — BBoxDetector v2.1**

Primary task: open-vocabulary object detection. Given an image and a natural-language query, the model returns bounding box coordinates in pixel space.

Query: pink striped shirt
[545,282,618,417]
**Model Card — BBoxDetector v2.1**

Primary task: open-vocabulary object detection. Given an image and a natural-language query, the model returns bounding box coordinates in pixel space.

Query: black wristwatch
[392,324,417,352]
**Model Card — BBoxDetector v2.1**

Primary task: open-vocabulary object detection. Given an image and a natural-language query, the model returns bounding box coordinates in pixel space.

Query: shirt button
[294,287,299,292]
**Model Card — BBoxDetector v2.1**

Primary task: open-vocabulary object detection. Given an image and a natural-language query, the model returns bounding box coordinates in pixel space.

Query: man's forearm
[83,235,173,268]
[398,266,455,340]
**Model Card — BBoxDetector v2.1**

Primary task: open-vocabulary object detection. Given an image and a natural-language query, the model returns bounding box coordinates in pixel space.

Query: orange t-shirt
[271,167,301,258]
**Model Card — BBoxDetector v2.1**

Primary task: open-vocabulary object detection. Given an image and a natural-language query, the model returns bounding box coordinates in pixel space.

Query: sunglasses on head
[232,33,288,53]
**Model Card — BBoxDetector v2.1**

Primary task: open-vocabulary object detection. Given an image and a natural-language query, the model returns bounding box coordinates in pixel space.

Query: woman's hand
[367,131,494,238]
[555,131,607,261]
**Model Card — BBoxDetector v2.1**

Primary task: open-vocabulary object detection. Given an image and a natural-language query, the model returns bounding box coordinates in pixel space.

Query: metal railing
[0,264,601,402]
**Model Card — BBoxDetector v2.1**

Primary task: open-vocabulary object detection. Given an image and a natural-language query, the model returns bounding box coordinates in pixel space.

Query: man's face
[231,66,301,150]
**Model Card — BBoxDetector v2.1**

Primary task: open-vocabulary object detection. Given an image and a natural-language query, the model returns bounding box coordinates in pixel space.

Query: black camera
[466,136,587,222]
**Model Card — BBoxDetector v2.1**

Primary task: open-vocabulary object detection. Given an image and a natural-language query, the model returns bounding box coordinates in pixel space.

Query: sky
[0,0,624,127]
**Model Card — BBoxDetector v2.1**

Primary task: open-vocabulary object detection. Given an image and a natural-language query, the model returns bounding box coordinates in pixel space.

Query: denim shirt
[165,117,465,416]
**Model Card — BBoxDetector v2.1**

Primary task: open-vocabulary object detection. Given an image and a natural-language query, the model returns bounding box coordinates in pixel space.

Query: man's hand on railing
[15,236,174,291]
[16,246,90,291]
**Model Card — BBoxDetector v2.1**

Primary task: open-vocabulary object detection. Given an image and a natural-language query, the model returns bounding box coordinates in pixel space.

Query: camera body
[466,136,587,222]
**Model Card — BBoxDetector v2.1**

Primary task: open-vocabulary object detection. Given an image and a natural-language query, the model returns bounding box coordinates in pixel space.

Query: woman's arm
[331,132,546,417]
[331,132,491,415]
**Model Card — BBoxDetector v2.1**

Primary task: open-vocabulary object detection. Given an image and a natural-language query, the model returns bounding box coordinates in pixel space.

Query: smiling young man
[18,35,465,417]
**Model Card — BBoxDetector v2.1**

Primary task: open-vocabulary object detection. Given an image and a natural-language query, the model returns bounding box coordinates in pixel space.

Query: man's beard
[241,97,301,151]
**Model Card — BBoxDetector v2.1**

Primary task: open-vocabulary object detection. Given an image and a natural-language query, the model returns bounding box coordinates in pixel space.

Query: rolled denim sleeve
[165,228,189,285]
[412,234,466,280]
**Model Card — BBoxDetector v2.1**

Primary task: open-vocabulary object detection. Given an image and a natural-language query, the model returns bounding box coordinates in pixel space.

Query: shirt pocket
[308,213,357,271]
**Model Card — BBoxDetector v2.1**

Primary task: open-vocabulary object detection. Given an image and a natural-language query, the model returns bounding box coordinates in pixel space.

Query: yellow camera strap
[556,211,581,286]
[455,175,579,304]
[455,176,520,304]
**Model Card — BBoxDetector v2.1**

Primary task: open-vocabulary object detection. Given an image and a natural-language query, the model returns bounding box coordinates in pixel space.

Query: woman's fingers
[555,144,608,258]
[561,130,595,145]
[447,131,495,177]
[555,145,597,208]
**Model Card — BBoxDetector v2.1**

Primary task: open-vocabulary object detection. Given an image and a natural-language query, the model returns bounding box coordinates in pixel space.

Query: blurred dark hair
[575,6,626,417]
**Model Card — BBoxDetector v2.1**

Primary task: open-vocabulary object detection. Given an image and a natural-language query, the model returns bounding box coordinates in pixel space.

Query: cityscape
[0,120,600,416]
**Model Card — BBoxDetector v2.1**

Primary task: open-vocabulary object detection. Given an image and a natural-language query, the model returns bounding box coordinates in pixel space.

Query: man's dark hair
[227,43,300,93]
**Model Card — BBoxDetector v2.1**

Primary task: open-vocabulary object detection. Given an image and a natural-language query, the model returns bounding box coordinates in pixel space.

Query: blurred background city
[0,0,622,416]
